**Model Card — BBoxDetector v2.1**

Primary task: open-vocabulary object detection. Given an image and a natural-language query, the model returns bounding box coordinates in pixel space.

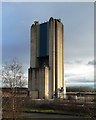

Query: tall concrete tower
[28,17,66,99]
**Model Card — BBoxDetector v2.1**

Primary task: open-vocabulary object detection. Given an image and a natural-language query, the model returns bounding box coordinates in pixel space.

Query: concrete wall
[29,67,50,99]
[30,91,38,99]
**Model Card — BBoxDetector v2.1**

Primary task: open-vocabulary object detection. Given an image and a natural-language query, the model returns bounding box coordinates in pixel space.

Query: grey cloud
[65,60,82,65]
[88,60,96,65]
[65,73,76,77]
[66,79,94,83]
[66,78,94,88]
[65,61,73,64]
[75,60,82,64]
[65,73,94,84]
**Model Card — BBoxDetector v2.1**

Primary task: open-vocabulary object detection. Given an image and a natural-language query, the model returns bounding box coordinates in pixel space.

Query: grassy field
[21,98,96,118]
[2,96,96,119]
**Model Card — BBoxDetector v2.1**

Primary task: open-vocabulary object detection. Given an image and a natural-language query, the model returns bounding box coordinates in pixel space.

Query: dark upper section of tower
[38,22,49,57]
[31,17,63,58]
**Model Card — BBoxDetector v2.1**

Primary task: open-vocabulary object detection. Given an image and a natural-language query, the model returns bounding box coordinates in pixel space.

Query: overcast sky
[2,2,94,87]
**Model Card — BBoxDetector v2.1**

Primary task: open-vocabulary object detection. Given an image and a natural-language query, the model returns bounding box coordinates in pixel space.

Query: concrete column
[62,24,66,98]
[35,68,39,91]
[55,20,65,98]
[30,24,38,68]
[38,68,41,98]
[28,68,32,91]
[62,24,64,89]
[45,67,49,99]
[38,68,45,99]
[49,18,55,98]
[57,21,63,88]
[32,69,35,90]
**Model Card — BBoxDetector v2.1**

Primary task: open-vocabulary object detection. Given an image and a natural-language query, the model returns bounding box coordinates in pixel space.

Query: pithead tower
[28,17,66,99]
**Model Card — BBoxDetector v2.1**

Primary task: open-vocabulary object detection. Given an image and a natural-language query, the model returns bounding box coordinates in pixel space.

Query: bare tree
[2,58,26,88]
[2,58,27,119]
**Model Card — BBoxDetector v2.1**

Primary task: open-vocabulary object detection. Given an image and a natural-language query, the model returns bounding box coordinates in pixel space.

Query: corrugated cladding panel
[38,22,49,57]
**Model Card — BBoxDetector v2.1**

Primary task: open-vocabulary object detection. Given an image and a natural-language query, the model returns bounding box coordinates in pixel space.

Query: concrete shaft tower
[28,17,66,99]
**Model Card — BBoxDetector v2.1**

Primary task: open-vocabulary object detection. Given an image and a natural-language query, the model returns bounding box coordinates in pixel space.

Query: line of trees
[66,86,95,92]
